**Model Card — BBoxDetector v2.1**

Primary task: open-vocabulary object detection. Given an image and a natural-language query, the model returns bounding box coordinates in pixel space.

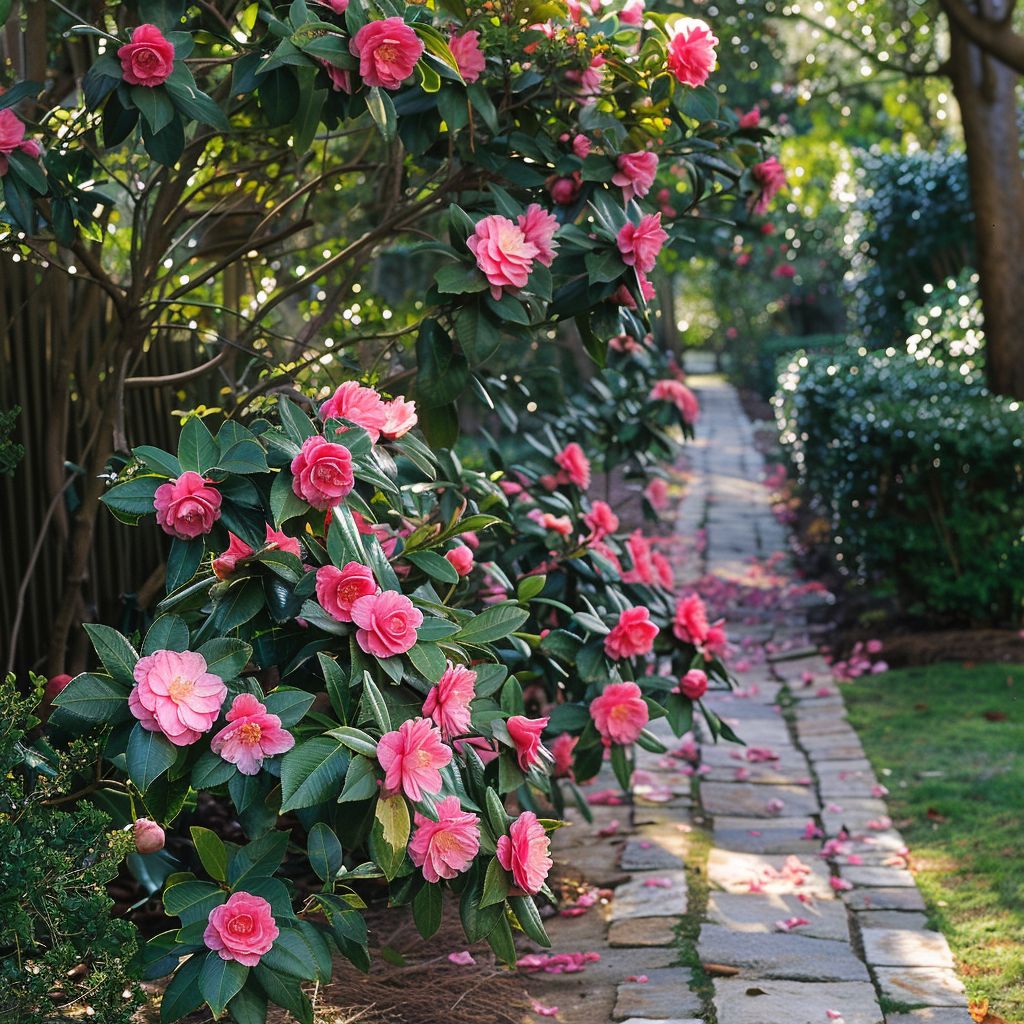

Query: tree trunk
[948,17,1024,399]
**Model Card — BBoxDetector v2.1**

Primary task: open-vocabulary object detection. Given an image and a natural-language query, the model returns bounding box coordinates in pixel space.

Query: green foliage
[0,674,142,1024]
[0,406,24,476]
[903,269,985,375]
[777,349,1024,623]
[848,147,974,345]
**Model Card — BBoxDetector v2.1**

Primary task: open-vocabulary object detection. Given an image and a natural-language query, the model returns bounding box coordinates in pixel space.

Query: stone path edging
[522,378,972,1024]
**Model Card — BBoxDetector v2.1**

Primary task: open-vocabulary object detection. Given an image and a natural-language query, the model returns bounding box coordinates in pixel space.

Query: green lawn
[844,663,1024,1022]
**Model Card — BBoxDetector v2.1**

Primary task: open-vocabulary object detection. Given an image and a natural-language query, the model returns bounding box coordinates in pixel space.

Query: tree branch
[938,0,1024,72]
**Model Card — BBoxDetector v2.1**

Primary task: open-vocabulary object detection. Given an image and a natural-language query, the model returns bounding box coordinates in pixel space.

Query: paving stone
[620,834,688,871]
[708,891,850,941]
[714,979,883,1024]
[701,781,819,818]
[707,848,834,897]
[796,716,857,737]
[847,887,927,913]
[609,872,687,921]
[873,967,967,1007]
[856,910,930,930]
[612,968,703,1020]
[807,742,870,761]
[842,866,917,888]
[884,1011,975,1024]
[608,917,679,947]
[525,980,616,1024]
[551,842,631,888]
[698,924,870,981]
[712,817,823,855]
[860,928,955,968]
[618,1019,702,1024]
[821,798,891,835]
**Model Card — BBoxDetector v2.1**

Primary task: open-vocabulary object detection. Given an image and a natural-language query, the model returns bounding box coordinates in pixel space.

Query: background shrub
[776,349,1024,624]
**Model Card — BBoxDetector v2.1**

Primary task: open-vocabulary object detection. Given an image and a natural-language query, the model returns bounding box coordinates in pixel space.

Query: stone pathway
[522,378,972,1024]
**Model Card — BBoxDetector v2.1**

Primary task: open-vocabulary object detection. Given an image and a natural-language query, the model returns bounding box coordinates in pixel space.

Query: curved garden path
[522,377,971,1024]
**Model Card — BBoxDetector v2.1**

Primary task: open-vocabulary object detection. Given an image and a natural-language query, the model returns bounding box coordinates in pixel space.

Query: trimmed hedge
[776,349,1024,624]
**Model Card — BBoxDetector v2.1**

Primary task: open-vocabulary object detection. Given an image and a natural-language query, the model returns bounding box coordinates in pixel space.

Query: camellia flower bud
[133,817,166,854]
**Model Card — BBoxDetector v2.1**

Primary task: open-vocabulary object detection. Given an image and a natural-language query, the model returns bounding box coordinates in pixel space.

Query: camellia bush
[1,0,780,1020]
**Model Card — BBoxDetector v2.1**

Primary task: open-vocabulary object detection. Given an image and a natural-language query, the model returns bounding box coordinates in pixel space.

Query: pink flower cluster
[377,716,451,801]
[468,206,558,300]
[319,381,417,442]
[423,661,476,738]
[552,442,591,490]
[350,17,423,90]
[612,152,659,202]
[666,18,719,87]
[649,378,700,424]
[604,607,659,660]
[118,24,175,87]
[516,951,601,974]
[496,810,552,894]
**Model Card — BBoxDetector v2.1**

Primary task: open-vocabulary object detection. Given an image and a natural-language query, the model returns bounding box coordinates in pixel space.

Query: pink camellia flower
[551,732,578,778]
[449,30,486,83]
[316,561,378,622]
[704,621,728,658]
[320,61,354,93]
[612,152,659,203]
[264,523,302,558]
[572,133,591,158]
[567,53,606,100]
[773,262,796,279]
[320,380,389,442]
[540,512,573,536]
[517,204,559,267]
[622,529,655,585]
[350,17,424,90]
[118,24,176,87]
[423,661,477,739]
[153,471,222,540]
[673,593,709,645]
[351,589,423,657]
[678,668,708,700]
[409,795,481,882]
[666,18,719,87]
[204,891,279,967]
[290,435,355,510]
[496,811,552,894]
[739,107,761,128]
[506,714,549,771]
[651,551,674,589]
[650,378,700,424]
[133,818,166,854]
[554,442,591,489]
[445,545,474,577]
[751,156,786,214]
[211,693,295,775]
[0,109,42,175]
[377,717,452,801]
[129,649,227,746]
[584,500,619,542]
[620,0,645,23]
[590,681,649,745]
[467,214,539,301]
[617,213,668,275]
[316,0,350,11]
[212,532,255,580]
[604,606,659,660]
[549,172,582,206]
[455,735,499,765]
[380,396,417,439]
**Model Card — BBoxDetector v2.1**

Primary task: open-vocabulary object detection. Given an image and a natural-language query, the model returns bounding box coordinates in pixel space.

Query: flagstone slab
[873,967,966,1007]
[712,817,823,855]
[714,979,883,1024]
[698,924,870,981]
[884,1011,974,1024]
[856,910,930,930]
[842,866,917,888]
[609,872,688,921]
[608,917,679,947]
[708,891,850,942]
[612,968,704,1020]
[707,849,834,898]
[821,798,891,835]
[860,928,955,968]
[847,887,927,913]
[620,836,687,871]
[701,781,819,819]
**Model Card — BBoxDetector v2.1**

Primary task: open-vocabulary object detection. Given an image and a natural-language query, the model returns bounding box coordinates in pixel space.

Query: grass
[844,661,1024,1022]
